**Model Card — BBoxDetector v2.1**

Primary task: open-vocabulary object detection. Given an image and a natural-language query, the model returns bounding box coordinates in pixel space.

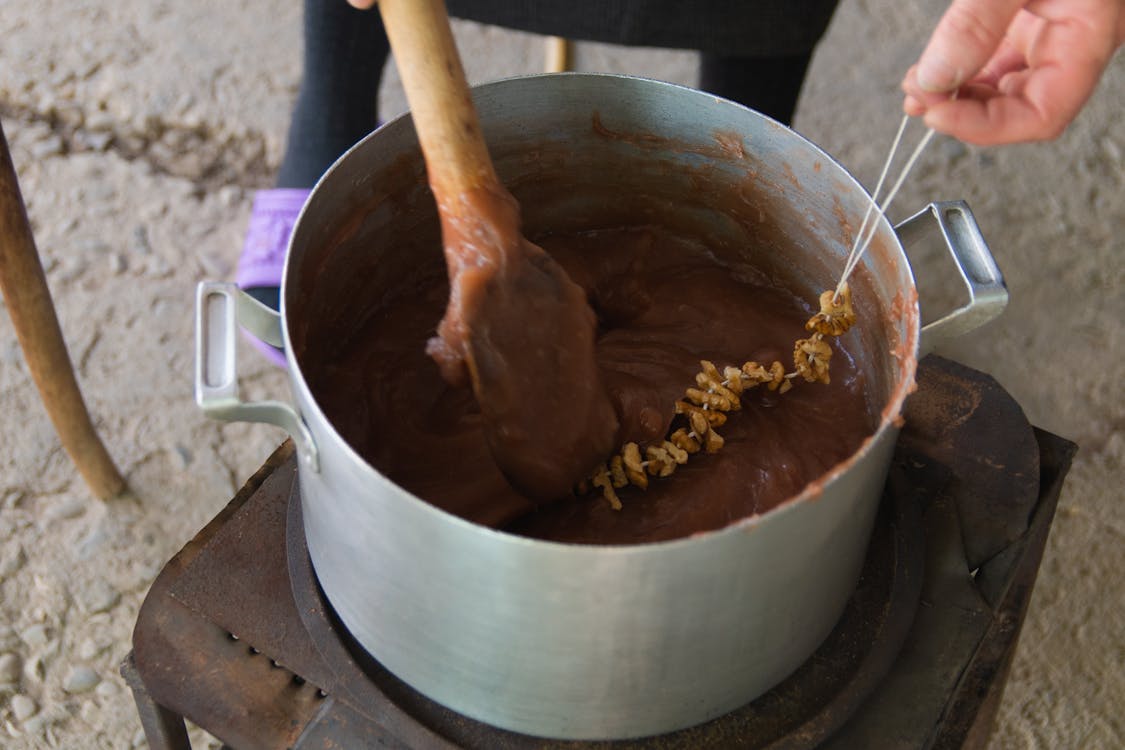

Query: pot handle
[894,201,1008,354]
[194,282,319,472]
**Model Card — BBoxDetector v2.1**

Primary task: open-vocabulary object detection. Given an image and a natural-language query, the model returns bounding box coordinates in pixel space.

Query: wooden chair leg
[0,117,125,499]
[545,36,571,73]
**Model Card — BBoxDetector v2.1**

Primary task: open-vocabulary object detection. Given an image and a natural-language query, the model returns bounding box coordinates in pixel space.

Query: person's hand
[347,0,376,8]
[902,0,1125,145]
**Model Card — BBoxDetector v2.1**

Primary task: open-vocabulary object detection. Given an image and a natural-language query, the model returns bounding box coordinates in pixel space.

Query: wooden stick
[545,36,571,74]
[378,0,501,200]
[0,118,125,499]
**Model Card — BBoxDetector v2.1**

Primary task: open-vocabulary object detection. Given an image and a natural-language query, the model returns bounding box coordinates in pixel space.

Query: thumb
[916,0,1026,92]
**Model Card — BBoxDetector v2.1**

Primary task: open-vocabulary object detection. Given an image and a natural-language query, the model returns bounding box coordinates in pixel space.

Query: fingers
[347,0,377,8]
[902,66,945,115]
[974,43,1031,87]
[903,6,1040,105]
[918,93,1054,145]
[902,34,1028,115]
[917,17,1109,145]
[903,0,1124,144]
[914,0,1028,92]
[921,40,1105,144]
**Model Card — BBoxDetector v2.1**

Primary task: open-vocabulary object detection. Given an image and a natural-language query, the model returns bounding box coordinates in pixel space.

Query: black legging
[275,0,818,189]
[275,0,390,188]
[699,50,814,127]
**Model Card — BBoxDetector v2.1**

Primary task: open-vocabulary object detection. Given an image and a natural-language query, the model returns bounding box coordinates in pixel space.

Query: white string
[835,116,936,296]
[838,115,908,291]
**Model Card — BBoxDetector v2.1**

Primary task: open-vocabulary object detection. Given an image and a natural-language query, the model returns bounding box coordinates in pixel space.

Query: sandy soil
[0,1,1121,748]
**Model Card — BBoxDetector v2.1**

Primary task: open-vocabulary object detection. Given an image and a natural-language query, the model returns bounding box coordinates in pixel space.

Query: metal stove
[121,356,1074,749]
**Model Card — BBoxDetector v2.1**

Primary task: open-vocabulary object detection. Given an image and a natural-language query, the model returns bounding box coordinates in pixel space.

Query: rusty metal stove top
[122,357,1075,749]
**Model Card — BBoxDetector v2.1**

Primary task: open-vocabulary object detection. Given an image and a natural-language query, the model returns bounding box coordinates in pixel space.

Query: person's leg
[697,51,814,126]
[275,0,390,188]
[239,0,390,361]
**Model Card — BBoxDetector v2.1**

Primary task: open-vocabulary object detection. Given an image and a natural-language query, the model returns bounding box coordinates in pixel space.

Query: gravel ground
[0,1,1121,748]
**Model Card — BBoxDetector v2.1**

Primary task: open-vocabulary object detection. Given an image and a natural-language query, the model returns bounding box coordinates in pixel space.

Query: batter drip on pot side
[305,224,878,545]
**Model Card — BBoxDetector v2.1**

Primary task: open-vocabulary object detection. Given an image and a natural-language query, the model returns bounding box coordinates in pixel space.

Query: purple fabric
[236,189,310,367]
[244,331,288,368]
[236,188,311,290]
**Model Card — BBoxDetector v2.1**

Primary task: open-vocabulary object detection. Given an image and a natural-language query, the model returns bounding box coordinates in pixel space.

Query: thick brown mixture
[425,186,618,501]
[306,224,877,544]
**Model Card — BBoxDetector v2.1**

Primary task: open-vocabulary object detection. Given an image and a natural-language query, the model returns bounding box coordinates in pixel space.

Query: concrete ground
[0,1,1121,748]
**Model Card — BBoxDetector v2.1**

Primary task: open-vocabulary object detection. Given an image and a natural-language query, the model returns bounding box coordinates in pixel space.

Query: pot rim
[279,72,920,553]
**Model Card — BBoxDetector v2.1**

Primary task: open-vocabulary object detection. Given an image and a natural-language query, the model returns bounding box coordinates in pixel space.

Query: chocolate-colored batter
[425,186,618,502]
[306,223,876,544]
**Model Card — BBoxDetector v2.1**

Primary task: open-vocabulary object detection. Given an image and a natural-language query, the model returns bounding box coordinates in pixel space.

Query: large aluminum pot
[195,74,1006,739]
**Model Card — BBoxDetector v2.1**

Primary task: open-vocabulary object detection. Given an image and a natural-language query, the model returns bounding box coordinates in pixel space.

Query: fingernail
[917,57,959,93]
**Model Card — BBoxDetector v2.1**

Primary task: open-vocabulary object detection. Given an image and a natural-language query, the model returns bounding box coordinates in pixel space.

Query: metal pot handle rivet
[894,201,1008,354]
[193,281,320,472]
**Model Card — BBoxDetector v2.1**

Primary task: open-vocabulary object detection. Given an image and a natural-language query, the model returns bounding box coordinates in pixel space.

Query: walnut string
[836,114,936,299]
[580,285,857,509]
[580,116,935,510]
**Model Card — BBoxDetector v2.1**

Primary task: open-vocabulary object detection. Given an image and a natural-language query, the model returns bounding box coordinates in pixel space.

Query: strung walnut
[794,336,833,384]
[580,283,858,509]
[806,282,857,337]
[622,443,648,489]
[674,400,727,427]
[590,465,623,511]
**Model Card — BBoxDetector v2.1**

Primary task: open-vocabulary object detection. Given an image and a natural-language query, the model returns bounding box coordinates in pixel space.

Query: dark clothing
[446,1,840,56]
[277,0,841,187]
[699,50,814,124]
[276,0,390,187]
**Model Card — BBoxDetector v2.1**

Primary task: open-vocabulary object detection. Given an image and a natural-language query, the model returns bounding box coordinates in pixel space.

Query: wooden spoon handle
[378,0,500,198]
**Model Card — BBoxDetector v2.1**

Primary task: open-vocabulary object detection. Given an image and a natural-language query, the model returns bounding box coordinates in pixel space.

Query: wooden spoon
[378,0,619,501]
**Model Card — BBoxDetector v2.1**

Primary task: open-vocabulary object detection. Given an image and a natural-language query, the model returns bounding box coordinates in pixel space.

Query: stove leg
[121,653,193,750]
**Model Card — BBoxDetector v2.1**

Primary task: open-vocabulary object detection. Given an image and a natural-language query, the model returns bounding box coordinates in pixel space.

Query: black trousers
[277,0,839,188]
